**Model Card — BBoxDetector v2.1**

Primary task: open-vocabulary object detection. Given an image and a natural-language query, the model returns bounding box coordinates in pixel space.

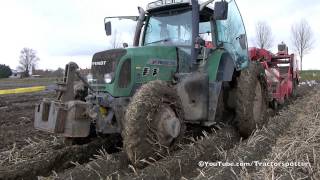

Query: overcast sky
[0,0,319,70]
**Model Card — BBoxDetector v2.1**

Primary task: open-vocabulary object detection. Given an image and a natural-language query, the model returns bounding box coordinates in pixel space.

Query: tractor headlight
[104,73,114,84]
[87,73,93,83]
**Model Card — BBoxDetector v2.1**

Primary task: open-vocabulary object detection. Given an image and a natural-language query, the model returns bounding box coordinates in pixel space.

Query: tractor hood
[90,46,178,97]
[126,45,179,83]
[91,49,127,85]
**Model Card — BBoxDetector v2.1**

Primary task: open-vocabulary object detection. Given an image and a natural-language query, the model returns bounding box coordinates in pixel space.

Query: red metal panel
[249,44,299,105]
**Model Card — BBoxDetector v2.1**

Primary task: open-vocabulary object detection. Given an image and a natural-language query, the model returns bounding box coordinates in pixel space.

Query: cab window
[216,0,248,69]
[199,21,214,48]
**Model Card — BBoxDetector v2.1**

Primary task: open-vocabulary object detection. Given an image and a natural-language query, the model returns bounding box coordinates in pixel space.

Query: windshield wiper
[145,38,170,45]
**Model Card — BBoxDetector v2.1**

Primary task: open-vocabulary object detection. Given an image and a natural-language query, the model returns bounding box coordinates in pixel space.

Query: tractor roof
[146,0,216,12]
[147,0,191,11]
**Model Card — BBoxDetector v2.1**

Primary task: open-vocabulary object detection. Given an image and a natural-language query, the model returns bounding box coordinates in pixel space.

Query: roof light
[147,0,190,10]
[165,0,173,4]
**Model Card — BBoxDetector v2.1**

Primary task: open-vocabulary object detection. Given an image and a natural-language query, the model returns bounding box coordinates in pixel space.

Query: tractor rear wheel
[122,81,184,166]
[235,62,268,137]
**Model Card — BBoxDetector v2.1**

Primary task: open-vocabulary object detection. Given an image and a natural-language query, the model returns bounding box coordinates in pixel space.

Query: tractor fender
[216,53,235,82]
[176,51,235,124]
[207,50,235,82]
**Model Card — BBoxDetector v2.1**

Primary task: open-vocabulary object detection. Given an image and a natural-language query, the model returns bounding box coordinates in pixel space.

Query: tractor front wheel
[122,81,184,166]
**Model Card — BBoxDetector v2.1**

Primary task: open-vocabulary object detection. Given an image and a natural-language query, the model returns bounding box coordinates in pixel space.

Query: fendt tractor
[249,42,299,109]
[35,0,269,165]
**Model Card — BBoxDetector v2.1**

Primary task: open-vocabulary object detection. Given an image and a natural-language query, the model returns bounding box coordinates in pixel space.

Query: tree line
[254,19,314,70]
[0,48,64,79]
[0,64,12,78]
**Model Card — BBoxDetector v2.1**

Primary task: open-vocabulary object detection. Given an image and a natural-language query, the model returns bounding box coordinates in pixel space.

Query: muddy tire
[122,81,184,166]
[235,62,268,137]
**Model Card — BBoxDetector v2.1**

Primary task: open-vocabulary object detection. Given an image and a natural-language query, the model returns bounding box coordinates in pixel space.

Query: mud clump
[132,125,240,180]
[53,125,239,180]
[0,135,121,180]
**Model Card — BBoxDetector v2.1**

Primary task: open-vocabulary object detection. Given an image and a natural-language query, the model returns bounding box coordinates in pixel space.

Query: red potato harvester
[249,43,300,109]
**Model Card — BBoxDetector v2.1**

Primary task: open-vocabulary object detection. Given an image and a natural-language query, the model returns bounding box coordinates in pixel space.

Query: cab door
[215,0,248,70]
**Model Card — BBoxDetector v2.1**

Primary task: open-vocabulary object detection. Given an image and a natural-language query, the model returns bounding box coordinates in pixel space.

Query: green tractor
[35,0,268,165]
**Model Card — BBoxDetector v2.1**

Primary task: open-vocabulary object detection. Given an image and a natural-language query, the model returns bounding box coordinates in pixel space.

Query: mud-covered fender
[207,49,235,82]
[204,49,235,126]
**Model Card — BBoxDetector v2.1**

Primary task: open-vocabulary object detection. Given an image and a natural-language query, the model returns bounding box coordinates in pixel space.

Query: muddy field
[0,94,54,153]
[0,78,57,90]
[0,82,319,179]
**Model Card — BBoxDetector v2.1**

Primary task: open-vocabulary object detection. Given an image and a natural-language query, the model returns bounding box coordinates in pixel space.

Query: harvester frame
[249,43,300,108]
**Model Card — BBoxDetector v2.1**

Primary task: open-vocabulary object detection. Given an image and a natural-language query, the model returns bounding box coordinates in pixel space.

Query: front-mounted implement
[35,62,91,138]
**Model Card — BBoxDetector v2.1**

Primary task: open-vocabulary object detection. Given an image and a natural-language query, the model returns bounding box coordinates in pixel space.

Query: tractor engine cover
[34,99,91,137]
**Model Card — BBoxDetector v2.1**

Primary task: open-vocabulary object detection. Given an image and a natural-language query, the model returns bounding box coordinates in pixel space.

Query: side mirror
[105,21,112,36]
[237,34,247,50]
[214,1,228,20]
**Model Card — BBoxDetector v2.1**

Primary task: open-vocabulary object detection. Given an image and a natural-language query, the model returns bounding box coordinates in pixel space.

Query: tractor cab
[102,0,248,75]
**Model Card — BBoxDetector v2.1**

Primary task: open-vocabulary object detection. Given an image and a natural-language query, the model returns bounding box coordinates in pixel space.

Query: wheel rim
[155,105,181,146]
[253,82,263,122]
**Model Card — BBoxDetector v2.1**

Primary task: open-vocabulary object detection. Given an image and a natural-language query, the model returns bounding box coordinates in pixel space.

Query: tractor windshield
[144,9,192,47]
[104,17,138,48]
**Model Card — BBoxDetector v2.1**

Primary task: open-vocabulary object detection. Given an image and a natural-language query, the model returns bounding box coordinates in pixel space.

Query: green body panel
[206,49,225,82]
[104,46,178,97]
[96,46,226,97]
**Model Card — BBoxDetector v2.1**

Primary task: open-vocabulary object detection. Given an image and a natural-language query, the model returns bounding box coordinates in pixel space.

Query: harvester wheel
[235,62,268,137]
[122,81,184,166]
[291,80,298,98]
[272,100,279,110]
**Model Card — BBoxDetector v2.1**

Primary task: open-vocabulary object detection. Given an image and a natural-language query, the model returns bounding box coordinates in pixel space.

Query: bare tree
[291,19,314,70]
[254,21,274,50]
[18,48,39,77]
